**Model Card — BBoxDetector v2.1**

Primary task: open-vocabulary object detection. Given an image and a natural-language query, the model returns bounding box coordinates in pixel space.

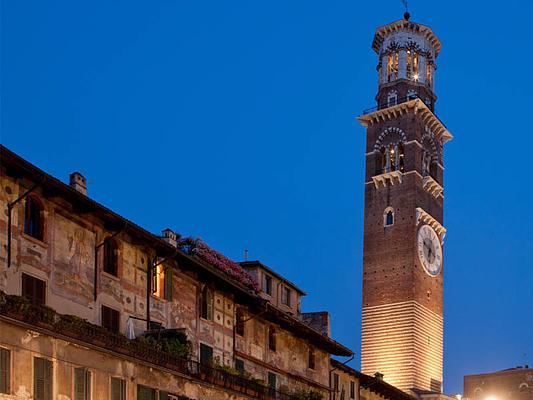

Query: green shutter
[159,390,169,400]
[74,368,86,400]
[138,385,156,400]
[0,348,10,394]
[111,378,125,400]
[34,357,52,400]
[164,269,173,301]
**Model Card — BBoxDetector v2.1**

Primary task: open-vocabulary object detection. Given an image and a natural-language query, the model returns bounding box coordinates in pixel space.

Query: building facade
[0,145,352,399]
[357,13,452,394]
[464,366,533,400]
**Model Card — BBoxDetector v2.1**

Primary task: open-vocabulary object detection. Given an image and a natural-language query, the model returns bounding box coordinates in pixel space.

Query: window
[200,343,213,366]
[264,274,272,296]
[34,357,52,400]
[74,368,92,400]
[383,207,394,227]
[350,381,355,399]
[407,89,417,100]
[281,287,292,307]
[267,372,277,389]
[235,308,245,336]
[387,52,399,82]
[0,348,10,394]
[137,385,156,400]
[406,50,419,80]
[235,359,245,373]
[380,143,404,174]
[268,326,276,351]
[101,305,120,333]
[103,238,118,276]
[387,91,398,107]
[308,347,315,370]
[22,273,46,306]
[200,286,213,320]
[333,373,339,391]
[426,64,433,85]
[24,196,44,241]
[153,265,173,301]
[111,378,126,400]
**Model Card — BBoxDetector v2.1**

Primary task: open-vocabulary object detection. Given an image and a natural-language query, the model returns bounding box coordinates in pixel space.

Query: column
[419,56,427,84]
[399,50,407,80]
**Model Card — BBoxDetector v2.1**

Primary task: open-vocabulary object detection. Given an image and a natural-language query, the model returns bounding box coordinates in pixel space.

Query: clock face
[417,224,442,277]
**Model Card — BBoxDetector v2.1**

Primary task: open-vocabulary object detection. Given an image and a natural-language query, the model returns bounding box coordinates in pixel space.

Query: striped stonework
[361,301,443,393]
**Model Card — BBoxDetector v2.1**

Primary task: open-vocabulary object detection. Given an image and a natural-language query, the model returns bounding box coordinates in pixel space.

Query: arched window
[381,143,404,174]
[387,52,399,82]
[383,207,394,227]
[24,196,44,241]
[235,308,245,336]
[268,326,276,351]
[519,383,529,392]
[426,64,433,86]
[103,238,118,276]
[406,50,419,80]
[201,286,213,320]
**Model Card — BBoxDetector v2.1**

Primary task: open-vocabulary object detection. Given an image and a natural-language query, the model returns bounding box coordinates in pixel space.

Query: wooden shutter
[102,306,120,333]
[111,378,125,400]
[159,391,169,400]
[74,368,91,400]
[34,357,52,400]
[164,268,173,301]
[200,344,213,365]
[22,274,45,306]
[137,385,156,400]
[0,348,10,394]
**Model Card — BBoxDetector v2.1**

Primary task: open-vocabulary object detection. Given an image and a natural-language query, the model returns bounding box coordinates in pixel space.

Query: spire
[402,0,411,20]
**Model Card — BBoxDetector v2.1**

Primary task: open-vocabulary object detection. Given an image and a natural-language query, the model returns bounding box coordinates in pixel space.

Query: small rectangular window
[308,347,315,370]
[267,372,277,389]
[333,373,339,390]
[281,287,291,307]
[137,385,156,400]
[264,275,272,296]
[22,273,46,306]
[200,343,213,366]
[350,380,355,399]
[235,359,245,372]
[111,378,126,400]
[0,348,10,394]
[101,305,120,333]
[74,368,91,400]
[34,357,52,400]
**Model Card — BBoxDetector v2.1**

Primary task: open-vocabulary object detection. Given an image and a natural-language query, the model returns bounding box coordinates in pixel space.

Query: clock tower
[358,13,452,394]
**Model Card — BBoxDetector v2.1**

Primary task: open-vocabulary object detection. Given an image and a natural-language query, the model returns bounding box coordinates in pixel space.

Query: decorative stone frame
[383,206,395,227]
[374,127,406,151]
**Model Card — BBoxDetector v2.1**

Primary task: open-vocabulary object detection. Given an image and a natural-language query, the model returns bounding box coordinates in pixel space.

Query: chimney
[374,372,384,381]
[162,228,179,247]
[69,172,87,195]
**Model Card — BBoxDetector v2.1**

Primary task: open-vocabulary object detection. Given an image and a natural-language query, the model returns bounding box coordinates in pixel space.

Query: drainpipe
[6,183,39,269]
[329,353,355,400]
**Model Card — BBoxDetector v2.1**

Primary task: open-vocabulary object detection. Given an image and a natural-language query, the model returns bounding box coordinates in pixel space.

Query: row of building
[0,145,414,400]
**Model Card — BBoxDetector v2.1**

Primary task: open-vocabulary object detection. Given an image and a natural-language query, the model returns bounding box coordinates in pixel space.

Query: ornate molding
[416,207,446,240]
[423,176,443,199]
[374,127,406,151]
[372,171,403,188]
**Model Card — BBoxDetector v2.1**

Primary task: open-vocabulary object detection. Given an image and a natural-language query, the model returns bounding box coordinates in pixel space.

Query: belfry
[358,12,452,394]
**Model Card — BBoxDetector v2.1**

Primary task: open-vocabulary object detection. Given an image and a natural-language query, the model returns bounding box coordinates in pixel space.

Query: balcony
[0,291,322,400]
[362,94,432,115]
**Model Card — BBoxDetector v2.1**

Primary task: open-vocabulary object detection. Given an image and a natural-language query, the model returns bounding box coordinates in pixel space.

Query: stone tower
[357,13,452,394]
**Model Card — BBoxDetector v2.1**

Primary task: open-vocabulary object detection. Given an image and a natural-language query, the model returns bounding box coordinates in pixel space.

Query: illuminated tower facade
[357,13,452,394]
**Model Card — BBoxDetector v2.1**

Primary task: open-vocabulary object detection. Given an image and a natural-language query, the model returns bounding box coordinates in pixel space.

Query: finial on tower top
[402,0,410,20]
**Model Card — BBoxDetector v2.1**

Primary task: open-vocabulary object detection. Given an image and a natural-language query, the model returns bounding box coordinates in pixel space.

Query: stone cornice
[372,19,442,56]
[357,99,453,145]
[416,207,446,240]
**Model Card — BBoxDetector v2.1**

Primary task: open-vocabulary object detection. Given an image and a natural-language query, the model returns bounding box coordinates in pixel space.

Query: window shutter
[111,378,125,400]
[34,358,52,400]
[160,391,169,400]
[138,385,156,400]
[0,348,10,394]
[36,279,46,305]
[206,290,213,320]
[164,269,173,301]
[74,368,86,400]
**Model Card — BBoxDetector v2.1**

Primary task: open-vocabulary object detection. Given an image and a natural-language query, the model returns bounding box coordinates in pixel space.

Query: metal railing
[0,292,305,400]
[362,95,433,115]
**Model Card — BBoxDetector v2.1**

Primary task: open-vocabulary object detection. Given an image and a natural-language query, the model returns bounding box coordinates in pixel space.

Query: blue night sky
[2,0,532,394]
